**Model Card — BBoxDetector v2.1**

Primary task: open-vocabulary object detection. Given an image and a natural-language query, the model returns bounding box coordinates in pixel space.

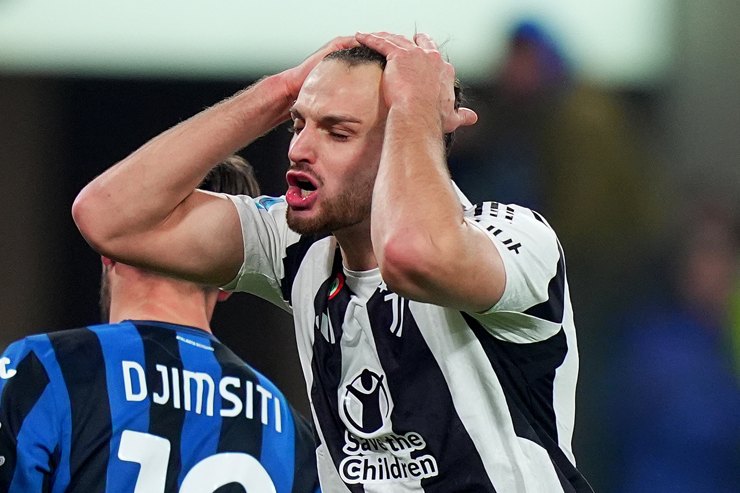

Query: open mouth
[296,177,316,197]
[285,170,319,207]
[287,170,318,192]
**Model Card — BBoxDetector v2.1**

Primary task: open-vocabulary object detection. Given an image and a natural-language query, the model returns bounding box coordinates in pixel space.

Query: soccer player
[0,156,319,493]
[73,33,593,491]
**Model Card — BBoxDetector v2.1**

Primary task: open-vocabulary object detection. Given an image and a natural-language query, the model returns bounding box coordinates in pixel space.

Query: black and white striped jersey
[223,194,592,492]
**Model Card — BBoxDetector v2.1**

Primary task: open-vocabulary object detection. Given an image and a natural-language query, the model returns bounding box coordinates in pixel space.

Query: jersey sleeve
[466,202,567,342]
[221,194,301,311]
[0,337,60,491]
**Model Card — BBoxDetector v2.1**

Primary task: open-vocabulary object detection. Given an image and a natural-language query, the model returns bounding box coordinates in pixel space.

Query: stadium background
[1,1,738,491]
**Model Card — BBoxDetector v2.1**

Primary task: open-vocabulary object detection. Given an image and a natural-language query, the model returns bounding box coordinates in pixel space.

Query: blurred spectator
[451,19,661,298]
[449,21,667,487]
[452,20,568,210]
[609,203,740,493]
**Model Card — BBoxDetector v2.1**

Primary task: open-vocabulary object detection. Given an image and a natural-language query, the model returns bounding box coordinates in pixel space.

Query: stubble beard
[286,182,373,236]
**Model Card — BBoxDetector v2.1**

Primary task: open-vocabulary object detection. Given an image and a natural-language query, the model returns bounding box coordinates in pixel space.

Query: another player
[0,156,319,493]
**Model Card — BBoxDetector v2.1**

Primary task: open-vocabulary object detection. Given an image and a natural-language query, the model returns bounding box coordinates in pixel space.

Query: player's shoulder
[28,322,138,357]
[248,365,286,397]
[467,200,551,226]
[50,322,119,340]
[229,193,289,217]
[1,327,78,360]
[253,195,287,211]
[0,329,74,381]
[211,347,302,421]
[220,347,275,386]
[468,200,560,244]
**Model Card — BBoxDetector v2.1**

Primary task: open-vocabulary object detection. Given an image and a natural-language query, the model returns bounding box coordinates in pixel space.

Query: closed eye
[329,131,350,141]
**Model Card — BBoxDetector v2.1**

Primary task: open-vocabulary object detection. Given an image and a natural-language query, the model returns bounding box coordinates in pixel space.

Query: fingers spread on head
[378,33,415,48]
[331,35,360,50]
[413,33,437,50]
[356,32,415,53]
[356,32,385,50]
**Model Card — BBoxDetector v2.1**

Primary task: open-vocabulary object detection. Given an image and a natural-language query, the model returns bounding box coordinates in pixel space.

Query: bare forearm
[358,31,501,311]
[372,107,502,310]
[73,75,290,249]
[372,106,462,260]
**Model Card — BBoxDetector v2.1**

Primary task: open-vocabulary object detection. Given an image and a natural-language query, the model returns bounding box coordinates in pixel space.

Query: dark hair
[99,155,260,322]
[324,46,464,155]
[324,45,387,69]
[199,155,260,197]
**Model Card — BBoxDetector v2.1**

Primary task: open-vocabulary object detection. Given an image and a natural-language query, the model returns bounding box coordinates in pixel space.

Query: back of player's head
[199,155,260,197]
[324,45,463,155]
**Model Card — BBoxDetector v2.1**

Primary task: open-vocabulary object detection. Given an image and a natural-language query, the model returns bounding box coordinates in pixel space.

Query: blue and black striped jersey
[0,320,319,493]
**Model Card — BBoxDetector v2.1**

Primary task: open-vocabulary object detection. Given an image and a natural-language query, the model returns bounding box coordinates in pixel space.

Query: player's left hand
[280,35,360,105]
[355,31,477,133]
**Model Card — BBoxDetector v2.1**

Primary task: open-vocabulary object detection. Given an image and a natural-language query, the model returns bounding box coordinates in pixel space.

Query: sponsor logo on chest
[337,367,439,484]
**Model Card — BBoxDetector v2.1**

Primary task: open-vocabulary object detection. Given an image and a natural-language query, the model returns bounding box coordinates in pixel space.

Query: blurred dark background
[2,2,738,491]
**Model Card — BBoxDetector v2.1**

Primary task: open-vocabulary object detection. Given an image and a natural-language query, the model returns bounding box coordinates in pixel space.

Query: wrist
[387,105,444,140]
[232,74,293,127]
[266,70,300,109]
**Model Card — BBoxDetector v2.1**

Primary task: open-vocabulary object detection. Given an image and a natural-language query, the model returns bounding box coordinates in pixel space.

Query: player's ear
[217,290,232,302]
[101,256,115,267]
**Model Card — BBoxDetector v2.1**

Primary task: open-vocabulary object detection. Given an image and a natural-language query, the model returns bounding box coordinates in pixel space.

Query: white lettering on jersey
[121,361,282,432]
[123,361,147,401]
[182,370,215,415]
[340,430,439,484]
[152,365,169,405]
[0,357,17,379]
[119,430,277,493]
[176,335,214,352]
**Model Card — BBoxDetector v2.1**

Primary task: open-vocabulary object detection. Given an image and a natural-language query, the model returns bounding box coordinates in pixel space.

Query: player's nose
[288,127,316,165]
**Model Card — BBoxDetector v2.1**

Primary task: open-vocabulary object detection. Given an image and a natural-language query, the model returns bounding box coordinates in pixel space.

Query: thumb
[458,108,478,127]
[444,107,478,133]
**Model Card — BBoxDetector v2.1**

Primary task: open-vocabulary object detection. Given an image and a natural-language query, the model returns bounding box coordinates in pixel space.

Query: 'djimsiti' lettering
[121,360,281,432]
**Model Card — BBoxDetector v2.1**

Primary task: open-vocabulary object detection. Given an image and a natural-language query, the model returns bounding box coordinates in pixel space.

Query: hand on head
[280,36,360,105]
[355,31,478,133]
